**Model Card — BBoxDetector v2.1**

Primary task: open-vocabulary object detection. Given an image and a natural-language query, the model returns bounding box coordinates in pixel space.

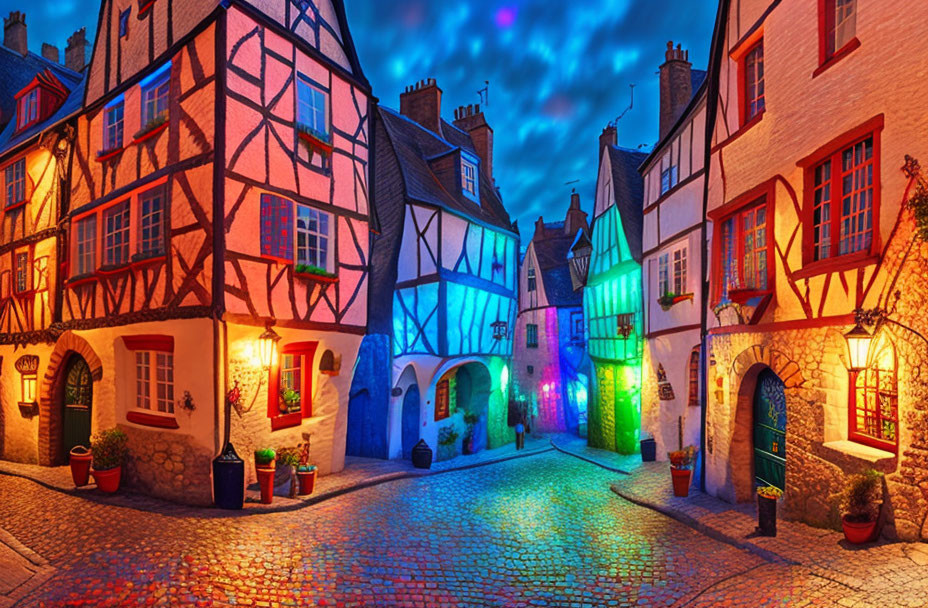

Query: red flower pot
[296,470,317,496]
[92,466,122,493]
[256,467,276,504]
[69,446,92,487]
[842,516,877,544]
[671,467,692,497]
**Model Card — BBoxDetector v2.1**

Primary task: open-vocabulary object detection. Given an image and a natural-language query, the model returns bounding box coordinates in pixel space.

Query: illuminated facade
[512,192,590,434]
[584,128,647,453]
[0,18,84,465]
[703,0,928,540]
[639,42,707,459]
[0,0,372,505]
[366,88,518,461]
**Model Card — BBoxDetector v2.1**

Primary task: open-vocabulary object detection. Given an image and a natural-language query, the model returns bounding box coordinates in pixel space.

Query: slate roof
[691,69,707,93]
[0,44,84,157]
[606,145,648,264]
[376,106,515,233]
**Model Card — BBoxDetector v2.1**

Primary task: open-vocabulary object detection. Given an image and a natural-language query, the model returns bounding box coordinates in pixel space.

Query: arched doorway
[61,355,93,454]
[753,368,786,491]
[401,385,420,459]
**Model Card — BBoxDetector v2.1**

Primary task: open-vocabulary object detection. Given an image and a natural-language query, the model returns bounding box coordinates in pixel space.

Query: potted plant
[756,485,783,537]
[667,445,696,497]
[90,428,128,493]
[462,412,479,455]
[841,469,883,544]
[294,440,317,495]
[277,446,301,499]
[437,426,459,461]
[639,432,657,462]
[254,448,276,505]
[280,389,300,414]
[69,445,93,487]
[658,293,678,311]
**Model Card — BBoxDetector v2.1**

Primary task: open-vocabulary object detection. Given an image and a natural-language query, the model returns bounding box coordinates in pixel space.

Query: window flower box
[657,292,693,311]
[296,123,333,157]
[132,115,168,144]
[96,147,124,162]
[294,264,338,284]
[66,273,97,288]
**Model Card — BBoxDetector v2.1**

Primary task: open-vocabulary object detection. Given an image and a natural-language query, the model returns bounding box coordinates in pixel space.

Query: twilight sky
[0,0,718,237]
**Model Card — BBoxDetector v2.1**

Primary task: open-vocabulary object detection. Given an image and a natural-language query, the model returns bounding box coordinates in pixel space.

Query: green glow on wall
[500,364,509,396]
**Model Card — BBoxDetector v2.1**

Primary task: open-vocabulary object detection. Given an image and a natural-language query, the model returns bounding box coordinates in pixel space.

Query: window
[74,216,97,276]
[260,194,294,261]
[119,8,131,37]
[743,41,765,122]
[658,246,687,296]
[14,251,30,294]
[140,63,170,127]
[526,323,538,348]
[268,341,318,429]
[660,164,678,195]
[719,198,769,301]
[570,310,584,342]
[850,333,897,453]
[17,89,38,131]
[435,379,450,421]
[673,247,687,294]
[461,157,478,199]
[688,347,700,407]
[296,204,330,271]
[104,99,124,151]
[297,77,328,136]
[658,253,670,296]
[138,187,165,257]
[826,0,856,60]
[5,159,26,208]
[527,265,536,292]
[21,370,37,403]
[103,201,130,266]
[135,351,174,414]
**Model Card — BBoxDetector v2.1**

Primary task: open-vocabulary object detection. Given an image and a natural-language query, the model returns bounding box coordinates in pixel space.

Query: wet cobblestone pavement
[0,451,772,607]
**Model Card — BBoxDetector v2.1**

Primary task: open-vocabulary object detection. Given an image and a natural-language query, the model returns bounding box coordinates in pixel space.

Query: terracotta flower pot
[842,516,877,544]
[256,467,276,504]
[254,457,276,471]
[69,446,92,487]
[297,469,317,496]
[92,466,122,493]
[670,467,691,497]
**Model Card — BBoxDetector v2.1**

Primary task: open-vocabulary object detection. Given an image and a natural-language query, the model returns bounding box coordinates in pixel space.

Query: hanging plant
[909,178,928,242]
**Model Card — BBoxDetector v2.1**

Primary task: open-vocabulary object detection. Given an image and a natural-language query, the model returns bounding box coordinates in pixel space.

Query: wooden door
[753,369,786,491]
[62,356,93,453]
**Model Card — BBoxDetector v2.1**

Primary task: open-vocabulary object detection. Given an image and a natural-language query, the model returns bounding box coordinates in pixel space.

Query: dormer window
[461,155,478,202]
[17,89,39,131]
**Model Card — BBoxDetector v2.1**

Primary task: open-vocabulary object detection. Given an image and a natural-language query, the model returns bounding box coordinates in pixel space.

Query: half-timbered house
[53,0,370,505]
[365,84,518,462]
[584,128,647,454]
[639,42,708,462]
[512,192,590,435]
[703,0,928,541]
[0,13,85,465]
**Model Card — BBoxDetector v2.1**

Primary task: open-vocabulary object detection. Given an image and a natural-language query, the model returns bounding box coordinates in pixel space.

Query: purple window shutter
[260,194,274,256]
[280,197,293,260]
[260,194,294,260]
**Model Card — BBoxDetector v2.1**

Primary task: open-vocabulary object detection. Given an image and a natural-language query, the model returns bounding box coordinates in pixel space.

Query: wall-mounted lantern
[844,299,928,372]
[491,320,509,341]
[616,313,635,340]
[567,230,593,291]
[257,325,281,370]
[15,355,39,417]
[844,321,873,372]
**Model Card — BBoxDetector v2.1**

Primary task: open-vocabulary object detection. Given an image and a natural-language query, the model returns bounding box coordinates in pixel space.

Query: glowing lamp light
[844,322,873,372]
[23,374,37,403]
[257,326,281,369]
[500,365,509,395]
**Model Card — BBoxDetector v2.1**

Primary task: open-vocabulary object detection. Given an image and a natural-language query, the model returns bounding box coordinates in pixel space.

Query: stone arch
[38,331,103,465]
[730,344,805,391]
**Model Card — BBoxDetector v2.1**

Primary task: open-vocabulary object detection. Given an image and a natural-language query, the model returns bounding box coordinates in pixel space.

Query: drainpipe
[699,0,731,493]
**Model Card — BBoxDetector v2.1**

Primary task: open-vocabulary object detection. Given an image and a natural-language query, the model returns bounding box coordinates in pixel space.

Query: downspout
[699,0,731,492]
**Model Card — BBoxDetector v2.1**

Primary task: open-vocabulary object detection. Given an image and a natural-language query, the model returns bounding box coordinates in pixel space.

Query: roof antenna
[477,80,490,106]
[564,179,580,190]
[611,84,635,127]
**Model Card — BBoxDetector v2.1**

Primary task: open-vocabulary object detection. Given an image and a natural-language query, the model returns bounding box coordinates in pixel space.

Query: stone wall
[120,424,214,506]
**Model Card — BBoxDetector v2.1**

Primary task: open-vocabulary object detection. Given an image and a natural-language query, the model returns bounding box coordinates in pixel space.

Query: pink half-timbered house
[50,0,370,505]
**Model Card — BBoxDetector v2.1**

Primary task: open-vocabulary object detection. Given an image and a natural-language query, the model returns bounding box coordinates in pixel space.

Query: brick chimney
[4,11,27,56]
[41,42,59,64]
[659,41,692,140]
[65,28,88,72]
[400,78,442,136]
[453,103,494,183]
[564,190,589,237]
[599,124,617,158]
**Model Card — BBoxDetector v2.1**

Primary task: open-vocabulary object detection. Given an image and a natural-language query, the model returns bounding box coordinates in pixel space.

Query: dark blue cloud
[0,0,718,238]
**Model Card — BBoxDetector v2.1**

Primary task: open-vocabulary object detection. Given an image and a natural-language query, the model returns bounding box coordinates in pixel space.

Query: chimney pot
[599,124,617,157]
[41,42,59,63]
[400,77,443,136]
[658,41,692,140]
[4,11,27,56]
[65,27,88,72]
[452,101,494,184]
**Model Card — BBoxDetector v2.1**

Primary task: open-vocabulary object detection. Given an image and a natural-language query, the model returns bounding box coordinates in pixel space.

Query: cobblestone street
[1,449,926,607]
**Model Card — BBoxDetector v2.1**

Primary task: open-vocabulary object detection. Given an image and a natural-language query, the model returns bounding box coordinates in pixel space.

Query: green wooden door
[62,356,92,453]
[753,369,786,491]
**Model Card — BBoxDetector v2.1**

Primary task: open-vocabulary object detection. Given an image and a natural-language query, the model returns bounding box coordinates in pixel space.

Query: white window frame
[295,204,332,272]
[658,244,687,297]
[104,98,124,151]
[461,156,479,202]
[103,201,131,266]
[135,351,175,415]
[296,76,329,137]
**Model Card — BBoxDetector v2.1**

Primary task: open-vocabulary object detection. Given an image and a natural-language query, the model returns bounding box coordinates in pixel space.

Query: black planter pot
[212,442,244,510]
[412,439,433,469]
[640,438,657,462]
[757,494,777,536]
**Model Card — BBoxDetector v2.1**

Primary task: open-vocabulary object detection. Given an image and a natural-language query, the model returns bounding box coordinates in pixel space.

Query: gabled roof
[0,44,84,156]
[605,145,648,264]
[376,106,515,233]
[531,231,582,307]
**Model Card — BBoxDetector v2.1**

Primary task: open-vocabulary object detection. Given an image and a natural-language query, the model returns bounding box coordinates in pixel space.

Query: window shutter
[260,194,294,260]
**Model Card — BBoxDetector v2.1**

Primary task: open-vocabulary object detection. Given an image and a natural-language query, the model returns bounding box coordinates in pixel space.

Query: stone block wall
[120,425,214,506]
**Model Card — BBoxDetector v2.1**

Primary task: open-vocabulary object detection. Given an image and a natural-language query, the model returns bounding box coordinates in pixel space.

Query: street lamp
[844,299,928,372]
[491,320,509,341]
[257,325,281,369]
[844,321,873,372]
